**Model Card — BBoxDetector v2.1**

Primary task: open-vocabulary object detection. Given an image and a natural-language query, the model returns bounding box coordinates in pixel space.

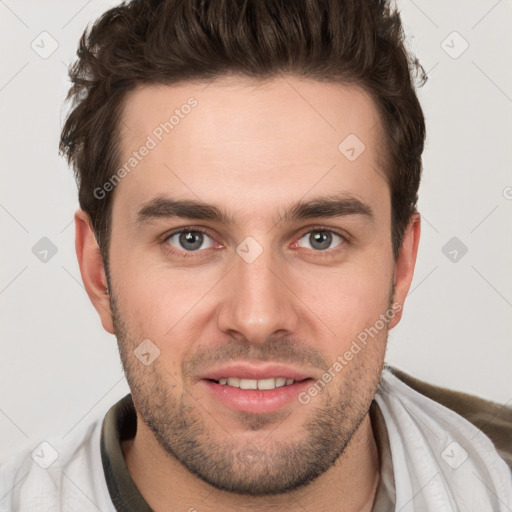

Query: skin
[75,75,420,512]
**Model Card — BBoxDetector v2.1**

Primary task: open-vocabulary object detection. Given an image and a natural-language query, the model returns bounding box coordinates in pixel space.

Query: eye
[165,229,217,253]
[161,226,347,258]
[296,229,346,252]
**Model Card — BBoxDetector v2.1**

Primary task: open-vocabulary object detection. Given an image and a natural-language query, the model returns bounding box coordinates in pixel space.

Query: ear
[387,212,421,329]
[74,209,115,334]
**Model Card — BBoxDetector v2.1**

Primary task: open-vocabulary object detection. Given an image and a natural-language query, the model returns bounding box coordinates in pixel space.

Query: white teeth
[240,378,258,390]
[275,377,286,387]
[217,377,296,390]
[257,378,276,390]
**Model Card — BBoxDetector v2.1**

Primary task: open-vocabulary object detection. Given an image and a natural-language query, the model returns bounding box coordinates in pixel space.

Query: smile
[202,378,313,414]
[214,377,298,390]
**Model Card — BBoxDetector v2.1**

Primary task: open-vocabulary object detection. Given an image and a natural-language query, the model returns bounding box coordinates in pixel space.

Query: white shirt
[1,366,511,511]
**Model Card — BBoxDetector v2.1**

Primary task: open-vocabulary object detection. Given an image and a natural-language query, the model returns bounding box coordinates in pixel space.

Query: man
[1,0,511,511]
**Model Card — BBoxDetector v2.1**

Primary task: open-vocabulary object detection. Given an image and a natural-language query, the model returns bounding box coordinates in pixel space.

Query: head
[64,0,424,496]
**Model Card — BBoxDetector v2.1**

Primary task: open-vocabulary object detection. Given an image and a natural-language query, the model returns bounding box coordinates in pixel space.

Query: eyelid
[295,224,350,243]
[292,225,350,255]
[161,226,221,256]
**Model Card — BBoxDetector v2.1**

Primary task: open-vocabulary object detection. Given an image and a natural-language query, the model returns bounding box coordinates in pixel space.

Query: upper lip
[198,363,314,382]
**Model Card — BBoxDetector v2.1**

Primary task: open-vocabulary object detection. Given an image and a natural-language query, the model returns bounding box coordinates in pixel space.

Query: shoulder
[387,365,512,472]
[0,413,113,512]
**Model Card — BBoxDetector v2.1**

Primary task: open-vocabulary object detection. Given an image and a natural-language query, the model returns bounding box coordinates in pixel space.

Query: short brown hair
[60,0,426,262]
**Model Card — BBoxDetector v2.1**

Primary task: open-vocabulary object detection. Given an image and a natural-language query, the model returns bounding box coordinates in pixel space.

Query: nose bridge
[216,236,298,343]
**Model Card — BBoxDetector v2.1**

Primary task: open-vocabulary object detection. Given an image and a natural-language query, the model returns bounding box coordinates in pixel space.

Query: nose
[216,242,300,345]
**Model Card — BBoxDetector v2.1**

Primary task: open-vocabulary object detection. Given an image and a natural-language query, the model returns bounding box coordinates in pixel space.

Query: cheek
[114,254,392,323]
[109,230,214,333]
[121,267,218,323]
[292,258,393,335]
[111,263,221,371]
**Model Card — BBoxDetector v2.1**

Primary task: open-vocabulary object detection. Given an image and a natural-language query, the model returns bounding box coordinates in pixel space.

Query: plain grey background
[1,0,511,460]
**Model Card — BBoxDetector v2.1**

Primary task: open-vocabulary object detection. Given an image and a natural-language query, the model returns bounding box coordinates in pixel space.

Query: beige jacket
[390,366,512,472]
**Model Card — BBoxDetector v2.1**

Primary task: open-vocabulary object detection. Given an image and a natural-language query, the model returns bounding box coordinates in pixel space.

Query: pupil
[180,231,203,251]
[311,231,331,250]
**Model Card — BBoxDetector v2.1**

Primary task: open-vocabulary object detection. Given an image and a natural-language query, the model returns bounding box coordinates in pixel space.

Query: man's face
[106,76,398,495]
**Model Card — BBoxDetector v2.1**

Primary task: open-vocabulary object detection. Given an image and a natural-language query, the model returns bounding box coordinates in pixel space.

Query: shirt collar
[101,393,153,512]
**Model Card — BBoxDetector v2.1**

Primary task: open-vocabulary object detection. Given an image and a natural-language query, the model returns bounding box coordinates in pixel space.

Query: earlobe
[74,209,115,334]
[388,212,421,330]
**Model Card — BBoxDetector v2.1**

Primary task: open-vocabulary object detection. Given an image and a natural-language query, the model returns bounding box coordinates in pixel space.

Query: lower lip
[201,379,313,414]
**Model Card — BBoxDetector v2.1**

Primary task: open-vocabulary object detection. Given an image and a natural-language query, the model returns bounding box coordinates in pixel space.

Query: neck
[122,412,381,512]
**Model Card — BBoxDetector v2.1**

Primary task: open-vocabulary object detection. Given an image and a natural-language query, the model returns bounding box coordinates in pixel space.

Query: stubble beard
[109,291,386,496]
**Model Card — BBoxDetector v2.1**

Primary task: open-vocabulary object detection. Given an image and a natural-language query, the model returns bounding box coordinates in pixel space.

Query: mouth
[214,377,304,390]
[201,376,314,414]
[209,376,306,390]
[197,362,317,414]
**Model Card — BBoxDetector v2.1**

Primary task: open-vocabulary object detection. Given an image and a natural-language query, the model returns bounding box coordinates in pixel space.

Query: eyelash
[160,225,350,259]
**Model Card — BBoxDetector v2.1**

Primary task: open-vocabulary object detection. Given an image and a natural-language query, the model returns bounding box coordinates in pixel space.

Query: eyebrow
[135,193,374,226]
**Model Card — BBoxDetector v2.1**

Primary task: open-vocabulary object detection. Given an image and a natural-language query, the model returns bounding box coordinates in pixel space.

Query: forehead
[114,76,388,222]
